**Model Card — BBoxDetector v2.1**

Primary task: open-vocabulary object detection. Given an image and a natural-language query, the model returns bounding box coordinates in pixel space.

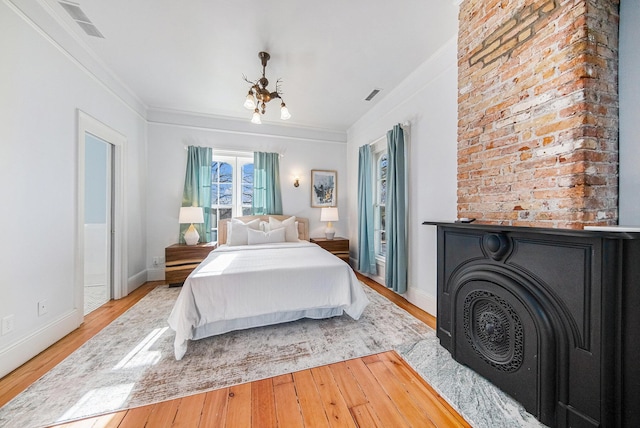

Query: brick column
[457,0,619,228]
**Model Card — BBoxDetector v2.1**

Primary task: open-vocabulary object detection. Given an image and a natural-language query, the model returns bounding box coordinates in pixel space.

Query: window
[211,154,253,242]
[374,150,387,258]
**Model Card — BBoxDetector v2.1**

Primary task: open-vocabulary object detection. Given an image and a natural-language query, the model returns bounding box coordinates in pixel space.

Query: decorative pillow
[269,216,298,242]
[227,218,261,246]
[247,227,286,245]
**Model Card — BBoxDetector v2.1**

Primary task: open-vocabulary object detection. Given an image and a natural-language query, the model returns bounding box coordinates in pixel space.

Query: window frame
[210,152,253,242]
[372,141,387,261]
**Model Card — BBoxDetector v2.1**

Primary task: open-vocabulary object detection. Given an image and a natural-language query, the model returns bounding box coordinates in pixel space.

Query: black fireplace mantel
[422,221,640,240]
[423,221,640,428]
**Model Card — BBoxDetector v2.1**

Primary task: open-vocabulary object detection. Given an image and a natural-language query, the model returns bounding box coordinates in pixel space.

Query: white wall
[346,37,459,316]
[145,112,348,279]
[619,0,640,226]
[0,2,148,377]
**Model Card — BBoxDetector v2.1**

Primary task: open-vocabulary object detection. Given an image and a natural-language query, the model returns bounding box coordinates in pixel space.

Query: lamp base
[184,224,200,246]
[325,224,335,240]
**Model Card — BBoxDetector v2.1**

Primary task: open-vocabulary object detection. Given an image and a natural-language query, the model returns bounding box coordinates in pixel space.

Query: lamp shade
[251,110,262,124]
[179,207,204,224]
[280,103,291,120]
[244,92,256,110]
[320,207,339,222]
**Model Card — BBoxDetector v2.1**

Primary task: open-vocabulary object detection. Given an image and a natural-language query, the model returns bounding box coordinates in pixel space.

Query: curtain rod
[369,121,411,146]
[183,146,285,157]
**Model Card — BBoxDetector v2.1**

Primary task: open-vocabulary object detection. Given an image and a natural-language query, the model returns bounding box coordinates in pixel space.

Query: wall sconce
[293,177,300,187]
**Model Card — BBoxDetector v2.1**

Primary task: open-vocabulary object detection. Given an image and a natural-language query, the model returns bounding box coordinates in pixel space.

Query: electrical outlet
[38,300,48,317]
[153,257,159,266]
[1,315,15,336]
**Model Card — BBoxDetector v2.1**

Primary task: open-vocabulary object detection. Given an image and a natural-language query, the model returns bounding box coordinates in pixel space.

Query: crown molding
[6,0,147,119]
[147,108,348,144]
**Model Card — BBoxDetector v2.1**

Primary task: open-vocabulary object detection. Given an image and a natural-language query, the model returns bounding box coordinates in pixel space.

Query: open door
[76,110,126,321]
[83,134,113,314]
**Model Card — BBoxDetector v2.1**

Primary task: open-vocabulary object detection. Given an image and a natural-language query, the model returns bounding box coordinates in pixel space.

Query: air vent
[365,89,381,101]
[58,1,104,38]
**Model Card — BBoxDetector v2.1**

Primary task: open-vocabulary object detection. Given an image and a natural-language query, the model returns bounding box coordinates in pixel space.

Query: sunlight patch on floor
[56,383,135,422]
[112,327,168,370]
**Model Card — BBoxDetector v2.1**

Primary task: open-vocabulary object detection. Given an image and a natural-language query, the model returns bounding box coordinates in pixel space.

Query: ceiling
[43,0,458,132]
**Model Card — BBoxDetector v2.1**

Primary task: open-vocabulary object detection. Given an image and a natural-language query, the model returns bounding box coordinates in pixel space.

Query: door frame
[76,110,127,320]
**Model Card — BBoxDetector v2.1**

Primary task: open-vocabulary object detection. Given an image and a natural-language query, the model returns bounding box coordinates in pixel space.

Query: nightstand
[165,242,217,286]
[310,237,350,263]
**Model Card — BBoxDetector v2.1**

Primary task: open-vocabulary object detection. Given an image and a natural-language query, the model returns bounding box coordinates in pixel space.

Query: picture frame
[311,169,337,207]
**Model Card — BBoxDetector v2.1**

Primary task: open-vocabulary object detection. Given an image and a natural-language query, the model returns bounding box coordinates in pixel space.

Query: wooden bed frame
[217,215,309,244]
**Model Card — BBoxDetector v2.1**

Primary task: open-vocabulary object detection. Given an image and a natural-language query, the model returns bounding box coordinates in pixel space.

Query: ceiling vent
[58,1,104,38]
[364,89,382,101]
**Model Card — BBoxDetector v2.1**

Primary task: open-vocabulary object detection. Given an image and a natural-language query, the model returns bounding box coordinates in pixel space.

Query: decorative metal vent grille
[463,290,524,372]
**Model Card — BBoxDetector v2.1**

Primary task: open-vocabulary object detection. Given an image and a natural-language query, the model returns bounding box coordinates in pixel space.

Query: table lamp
[179,207,204,245]
[320,207,339,240]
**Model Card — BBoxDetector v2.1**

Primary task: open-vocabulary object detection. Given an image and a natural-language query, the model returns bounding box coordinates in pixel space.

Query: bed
[167,215,370,360]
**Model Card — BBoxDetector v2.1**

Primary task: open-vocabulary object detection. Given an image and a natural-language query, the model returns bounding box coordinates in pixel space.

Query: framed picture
[311,169,337,207]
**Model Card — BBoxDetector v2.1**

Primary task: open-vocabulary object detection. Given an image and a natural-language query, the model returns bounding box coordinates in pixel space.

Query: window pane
[380,155,387,180]
[219,162,233,182]
[242,207,252,216]
[219,208,232,220]
[242,163,254,206]
[219,183,232,205]
[211,162,220,181]
[242,163,254,183]
[242,184,252,204]
[380,206,386,229]
[380,180,386,203]
[211,184,219,204]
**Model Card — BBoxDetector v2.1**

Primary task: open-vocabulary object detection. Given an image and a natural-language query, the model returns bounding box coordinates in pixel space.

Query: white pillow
[227,218,261,246]
[247,227,286,245]
[269,216,298,242]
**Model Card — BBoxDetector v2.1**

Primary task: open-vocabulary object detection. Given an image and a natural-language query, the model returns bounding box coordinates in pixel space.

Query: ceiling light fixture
[243,52,291,123]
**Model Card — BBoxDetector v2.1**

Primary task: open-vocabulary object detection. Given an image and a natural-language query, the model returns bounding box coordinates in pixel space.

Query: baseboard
[350,257,387,287]
[146,267,165,282]
[406,287,437,318]
[351,257,437,318]
[127,269,148,295]
[0,309,81,379]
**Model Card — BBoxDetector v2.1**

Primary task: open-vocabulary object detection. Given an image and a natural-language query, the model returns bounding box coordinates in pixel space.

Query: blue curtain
[252,152,283,215]
[357,144,377,274]
[385,124,407,293]
[181,146,212,243]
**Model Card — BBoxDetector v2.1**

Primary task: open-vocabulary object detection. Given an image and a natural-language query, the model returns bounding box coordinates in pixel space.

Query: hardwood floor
[0,275,469,428]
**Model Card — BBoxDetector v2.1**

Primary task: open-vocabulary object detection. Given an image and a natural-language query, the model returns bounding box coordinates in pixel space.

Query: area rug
[0,284,433,428]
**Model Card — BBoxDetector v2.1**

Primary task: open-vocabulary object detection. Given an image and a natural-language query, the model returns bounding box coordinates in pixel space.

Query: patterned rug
[0,284,433,428]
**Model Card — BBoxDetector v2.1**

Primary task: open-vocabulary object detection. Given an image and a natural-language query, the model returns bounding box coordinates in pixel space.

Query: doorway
[76,110,127,321]
[83,134,113,314]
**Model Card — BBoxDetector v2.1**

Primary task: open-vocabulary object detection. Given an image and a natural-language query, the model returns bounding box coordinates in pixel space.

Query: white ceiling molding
[11,0,459,132]
[146,108,347,144]
[7,0,147,119]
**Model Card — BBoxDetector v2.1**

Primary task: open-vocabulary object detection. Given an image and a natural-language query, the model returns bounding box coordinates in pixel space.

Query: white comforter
[167,241,370,360]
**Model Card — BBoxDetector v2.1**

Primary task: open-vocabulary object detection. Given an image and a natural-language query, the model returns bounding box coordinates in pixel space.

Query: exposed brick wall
[457,0,619,228]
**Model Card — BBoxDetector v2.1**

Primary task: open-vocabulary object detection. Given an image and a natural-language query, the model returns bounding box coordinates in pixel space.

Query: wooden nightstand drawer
[165,242,217,285]
[310,237,350,263]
